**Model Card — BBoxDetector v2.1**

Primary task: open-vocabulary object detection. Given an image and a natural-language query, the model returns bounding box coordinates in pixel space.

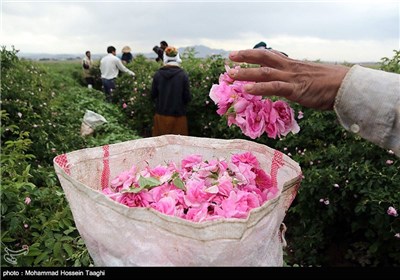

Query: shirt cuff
[334,65,400,156]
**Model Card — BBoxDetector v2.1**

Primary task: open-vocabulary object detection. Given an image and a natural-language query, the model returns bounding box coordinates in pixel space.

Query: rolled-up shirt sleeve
[334,65,400,157]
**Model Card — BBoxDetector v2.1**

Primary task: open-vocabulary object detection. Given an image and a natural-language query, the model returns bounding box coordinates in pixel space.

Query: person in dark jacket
[153,40,168,63]
[151,46,191,136]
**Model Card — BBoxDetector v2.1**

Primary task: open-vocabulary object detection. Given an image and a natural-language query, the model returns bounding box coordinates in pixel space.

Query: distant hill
[18,53,83,61]
[178,45,230,58]
[17,45,230,61]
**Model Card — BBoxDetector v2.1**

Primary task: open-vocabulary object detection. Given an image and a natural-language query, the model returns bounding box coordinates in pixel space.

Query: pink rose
[273,100,300,137]
[387,206,398,217]
[209,66,300,139]
[24,197,31,205]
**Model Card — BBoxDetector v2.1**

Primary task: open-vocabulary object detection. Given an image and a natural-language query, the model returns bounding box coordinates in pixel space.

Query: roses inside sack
[54,135,302,266]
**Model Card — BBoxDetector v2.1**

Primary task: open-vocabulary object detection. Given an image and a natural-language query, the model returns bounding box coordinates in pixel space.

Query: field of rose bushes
[1,46,399,267]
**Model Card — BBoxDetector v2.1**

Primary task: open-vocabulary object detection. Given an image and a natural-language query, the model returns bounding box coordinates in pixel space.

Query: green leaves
[1,46,399,267]
[121,176,163,194]
[138,176,161,189]
[120,172,186,194]
[380,49,400,74]
[171,172,185,191]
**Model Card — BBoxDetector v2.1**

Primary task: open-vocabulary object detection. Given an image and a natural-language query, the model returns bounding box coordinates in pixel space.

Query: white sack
[82,110,107,128]
[53,135,302,266]
[80,110,107,137]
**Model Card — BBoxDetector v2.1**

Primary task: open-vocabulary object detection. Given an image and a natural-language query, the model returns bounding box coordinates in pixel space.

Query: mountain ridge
[17,45,230,61]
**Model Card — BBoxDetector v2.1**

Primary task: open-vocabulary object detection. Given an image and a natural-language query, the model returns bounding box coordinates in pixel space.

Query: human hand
[228,49,350,110]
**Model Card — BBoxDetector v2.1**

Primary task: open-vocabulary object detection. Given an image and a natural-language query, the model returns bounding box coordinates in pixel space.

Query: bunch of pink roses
[102,152,278,222]
[209,65,300,139]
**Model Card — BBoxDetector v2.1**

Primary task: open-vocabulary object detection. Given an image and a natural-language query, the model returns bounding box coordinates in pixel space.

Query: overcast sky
[2,0,399,62]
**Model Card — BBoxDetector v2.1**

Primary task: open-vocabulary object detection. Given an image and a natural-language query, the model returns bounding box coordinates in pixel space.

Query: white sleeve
[334,65,400,157]
[116,58,135,76]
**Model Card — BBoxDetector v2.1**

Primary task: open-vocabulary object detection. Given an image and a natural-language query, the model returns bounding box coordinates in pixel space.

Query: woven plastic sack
[80,110,107,137]
[53,135,302,266]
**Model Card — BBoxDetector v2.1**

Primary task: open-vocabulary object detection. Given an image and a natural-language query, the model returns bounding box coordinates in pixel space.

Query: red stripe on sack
[284,179,302,211]
[270,150,284,189]
[101,145,110,190]
[54,154,70,175]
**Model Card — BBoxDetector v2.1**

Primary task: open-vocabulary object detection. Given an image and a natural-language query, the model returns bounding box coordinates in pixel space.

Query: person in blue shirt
[121,46,133,64]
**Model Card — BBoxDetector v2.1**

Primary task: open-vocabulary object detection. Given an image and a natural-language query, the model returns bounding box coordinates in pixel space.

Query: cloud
[2,1,399,61]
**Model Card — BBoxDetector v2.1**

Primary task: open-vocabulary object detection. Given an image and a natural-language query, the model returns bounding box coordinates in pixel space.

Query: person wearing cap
[151,46,192,136]
[100,46,136,102]
[253,41,288,57]
[121,46,133,64]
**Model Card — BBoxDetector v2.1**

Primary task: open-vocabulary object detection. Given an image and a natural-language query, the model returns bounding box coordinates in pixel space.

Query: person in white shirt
[227,49,400,157]
[100,46,136,102]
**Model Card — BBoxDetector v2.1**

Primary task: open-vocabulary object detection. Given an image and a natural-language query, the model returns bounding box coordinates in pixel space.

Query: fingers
[229,49,289,69]
[269,49,288,58]
[227,51,297,100]
[228,66,291,83]
[244,81,295,99]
